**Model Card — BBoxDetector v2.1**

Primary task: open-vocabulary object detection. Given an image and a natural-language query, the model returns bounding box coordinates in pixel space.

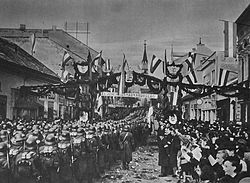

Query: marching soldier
[72,127,88,183]
[39,133,60,183]
[10,133,25,175]
[0,142,10,183]
[119,125,134,170]
[13,135,41,183]
[97,127,106,174]
[86,127,99,183]
[57,131,73,183]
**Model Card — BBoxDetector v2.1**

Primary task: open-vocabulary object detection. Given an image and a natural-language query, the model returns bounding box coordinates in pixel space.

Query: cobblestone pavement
[96,146,179,183]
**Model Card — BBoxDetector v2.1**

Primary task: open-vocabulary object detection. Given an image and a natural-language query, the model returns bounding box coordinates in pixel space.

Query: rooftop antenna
[64,21,90,46]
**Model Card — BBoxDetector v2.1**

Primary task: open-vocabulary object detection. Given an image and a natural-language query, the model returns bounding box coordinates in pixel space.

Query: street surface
[96,146,179,183]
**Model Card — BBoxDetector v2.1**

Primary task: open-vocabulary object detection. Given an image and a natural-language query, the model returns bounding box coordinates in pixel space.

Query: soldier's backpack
[14,151,36,177]
[40,146,59,168]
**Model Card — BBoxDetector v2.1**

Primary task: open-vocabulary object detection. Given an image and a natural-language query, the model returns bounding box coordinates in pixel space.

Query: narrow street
[96,145,178,183]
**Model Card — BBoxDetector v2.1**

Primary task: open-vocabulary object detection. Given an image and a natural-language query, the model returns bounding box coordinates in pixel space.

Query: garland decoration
[146,75,163,94]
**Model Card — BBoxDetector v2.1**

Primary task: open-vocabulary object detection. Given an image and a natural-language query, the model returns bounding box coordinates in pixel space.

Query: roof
[236,4,250,24]
[0,27,98,62]
[47,30,98,61]
[0,37,58,78]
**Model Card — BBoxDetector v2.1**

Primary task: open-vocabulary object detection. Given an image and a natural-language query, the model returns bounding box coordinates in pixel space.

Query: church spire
[142,40,148,73]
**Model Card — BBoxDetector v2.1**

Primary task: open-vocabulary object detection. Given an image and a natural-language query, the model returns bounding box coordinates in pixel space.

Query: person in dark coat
[119,125,134,170]
[157,123,173,177]
[169,128,180,176]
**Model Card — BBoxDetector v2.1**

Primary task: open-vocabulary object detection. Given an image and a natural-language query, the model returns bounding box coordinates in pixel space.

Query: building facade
[236,4,250,123]
[0,37,60,120]
[0,25,99,120]
[181,41,237,123]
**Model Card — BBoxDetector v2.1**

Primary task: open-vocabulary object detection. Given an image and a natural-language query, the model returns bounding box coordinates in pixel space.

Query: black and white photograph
[0,0,250,182]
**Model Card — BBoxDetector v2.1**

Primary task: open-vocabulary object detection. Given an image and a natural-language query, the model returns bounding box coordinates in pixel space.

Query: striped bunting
[185,52,196,71]
[218,68,229,86]
[150,55,162,74]
[186,70,197,85]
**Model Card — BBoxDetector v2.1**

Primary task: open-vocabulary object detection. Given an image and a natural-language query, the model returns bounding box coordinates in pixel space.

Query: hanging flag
[87,51,93,80]
[62,51,72,68]
[95,93,103,116]
[150,55,162,74]
[218,68,230,86]
[91,51,105,73]
[223,20,237,58]
[30,33,36,55]
[147,105,154,127]
[60,50,73,83]
[163,49,167,75]
[104,59,112,73]
[172,86,179,106]
[118,54,126,95]
[186,70,197,84]
[61,70,68,83]
[60,70,73,83]
[185,52,196,71]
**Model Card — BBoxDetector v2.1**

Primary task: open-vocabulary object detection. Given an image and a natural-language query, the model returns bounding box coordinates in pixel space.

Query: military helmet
[77,127,85,137]
[0,130,7,142]
[11,133,25,146]
[59,131,70,142]
[123,125,130,132]
[0,142,7,156]
[25,136,37,150]
[45,133,56,146]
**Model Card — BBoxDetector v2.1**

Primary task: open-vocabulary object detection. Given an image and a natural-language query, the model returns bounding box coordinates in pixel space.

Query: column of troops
[0,111,150,183]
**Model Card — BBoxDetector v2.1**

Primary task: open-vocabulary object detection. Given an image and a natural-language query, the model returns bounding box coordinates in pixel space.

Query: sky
[0,0,249,69]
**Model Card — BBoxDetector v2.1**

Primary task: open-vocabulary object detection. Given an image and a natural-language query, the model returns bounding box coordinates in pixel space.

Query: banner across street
[101,92,158,99]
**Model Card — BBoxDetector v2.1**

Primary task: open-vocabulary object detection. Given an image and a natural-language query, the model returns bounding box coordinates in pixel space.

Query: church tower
[141,40,148,74]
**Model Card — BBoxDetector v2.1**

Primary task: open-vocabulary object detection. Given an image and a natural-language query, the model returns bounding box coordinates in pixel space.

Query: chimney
[52,25,57,31]
[19,24,26,31]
